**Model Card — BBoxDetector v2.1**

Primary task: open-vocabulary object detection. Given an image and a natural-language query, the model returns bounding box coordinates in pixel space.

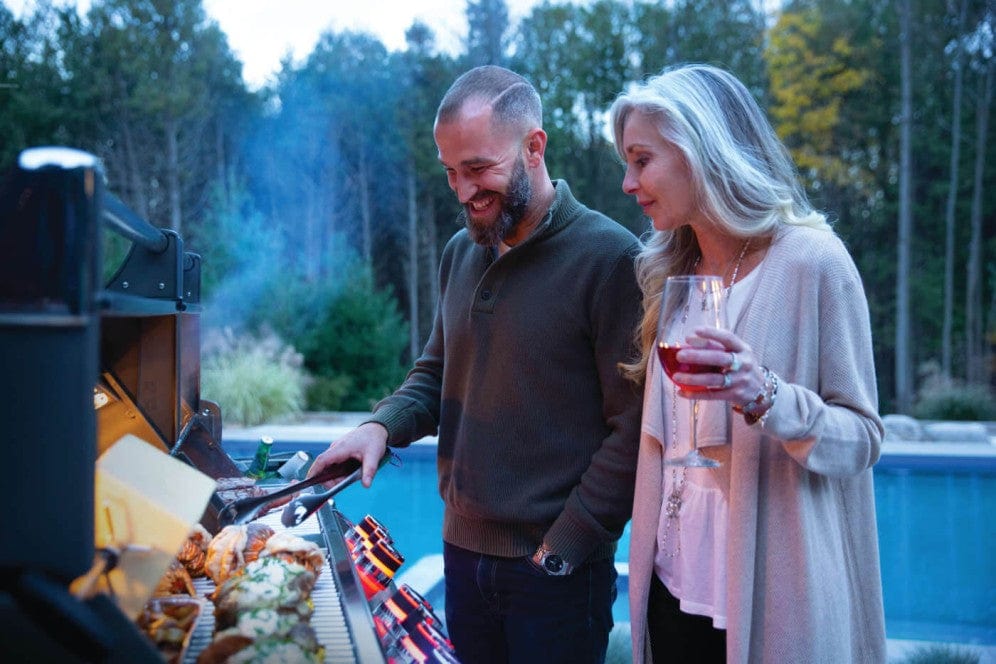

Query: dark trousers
[443,541,616,664]
[648,573,726,663]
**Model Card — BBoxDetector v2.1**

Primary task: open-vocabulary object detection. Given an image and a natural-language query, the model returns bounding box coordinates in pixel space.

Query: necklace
[659,238,750,557]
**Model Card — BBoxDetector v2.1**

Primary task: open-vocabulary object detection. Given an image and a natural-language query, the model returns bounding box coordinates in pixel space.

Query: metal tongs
[216,450,398,528]
[280,450,399,527]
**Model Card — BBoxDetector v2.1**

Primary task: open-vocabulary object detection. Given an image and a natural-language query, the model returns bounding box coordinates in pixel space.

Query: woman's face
[620,111,702,232]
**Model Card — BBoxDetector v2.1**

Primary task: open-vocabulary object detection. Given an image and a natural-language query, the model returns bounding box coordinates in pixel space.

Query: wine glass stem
[691,399,700,454]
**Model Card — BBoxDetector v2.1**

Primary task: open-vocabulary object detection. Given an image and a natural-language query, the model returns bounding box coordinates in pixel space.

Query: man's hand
[307,422,389,488]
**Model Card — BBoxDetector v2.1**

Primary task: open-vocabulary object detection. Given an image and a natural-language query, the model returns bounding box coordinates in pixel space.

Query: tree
[656,0,768,94]
[896,0,914,413]
[513,0,634,224]
[942,0,970,377]
[464,0,510,67]
[61,0,246,234]
[766,8,872,191]
[964,10,993,384]
[299,268,410,411]
[0,4,66,170]
[253,30,403,282]
[393,22,460,359]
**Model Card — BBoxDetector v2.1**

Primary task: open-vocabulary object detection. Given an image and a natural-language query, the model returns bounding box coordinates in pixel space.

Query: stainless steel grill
[0,148,397,662]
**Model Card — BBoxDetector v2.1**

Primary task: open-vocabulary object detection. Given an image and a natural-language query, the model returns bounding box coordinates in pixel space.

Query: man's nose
[453,176,478,204]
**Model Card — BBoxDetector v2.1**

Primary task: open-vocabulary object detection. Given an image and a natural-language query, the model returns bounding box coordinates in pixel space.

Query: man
[307,65,642,663]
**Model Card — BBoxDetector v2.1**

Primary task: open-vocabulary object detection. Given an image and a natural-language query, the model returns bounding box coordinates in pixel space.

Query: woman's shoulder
[769,224,862,285]
[771,224,851,263]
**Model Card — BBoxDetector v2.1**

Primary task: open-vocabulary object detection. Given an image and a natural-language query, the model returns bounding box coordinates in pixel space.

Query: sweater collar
[511,179,580,247]
[475,179,581,263]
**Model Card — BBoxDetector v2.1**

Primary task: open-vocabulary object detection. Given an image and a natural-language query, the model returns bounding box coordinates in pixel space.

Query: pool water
[874,467,995,644]
[236,441,996,645]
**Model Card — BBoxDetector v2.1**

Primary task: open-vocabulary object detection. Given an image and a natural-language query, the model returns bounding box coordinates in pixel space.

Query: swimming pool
[226,438,996,645]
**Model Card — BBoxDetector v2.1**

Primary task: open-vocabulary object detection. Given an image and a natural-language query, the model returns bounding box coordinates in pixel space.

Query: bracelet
[757,371,778,427]
[733,367,778,426]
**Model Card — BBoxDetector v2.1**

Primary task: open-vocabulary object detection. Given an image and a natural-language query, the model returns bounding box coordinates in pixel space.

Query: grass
[201,327,309,426]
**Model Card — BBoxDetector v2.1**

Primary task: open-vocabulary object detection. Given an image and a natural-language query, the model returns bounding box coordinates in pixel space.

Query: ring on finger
[721,372,732,389]
[728,352,742,373]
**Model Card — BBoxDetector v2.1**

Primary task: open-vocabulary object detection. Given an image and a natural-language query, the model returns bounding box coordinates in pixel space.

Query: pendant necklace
[659,238,750,557]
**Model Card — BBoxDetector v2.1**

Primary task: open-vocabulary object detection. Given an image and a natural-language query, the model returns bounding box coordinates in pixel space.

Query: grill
[0,148,450,663]
[184,505,386,664]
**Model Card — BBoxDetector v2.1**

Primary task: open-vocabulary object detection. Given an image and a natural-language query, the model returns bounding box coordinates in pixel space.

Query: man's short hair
[436,65,542,133]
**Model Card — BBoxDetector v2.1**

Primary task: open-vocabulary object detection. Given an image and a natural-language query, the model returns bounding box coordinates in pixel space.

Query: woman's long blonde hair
[610,64,831,382]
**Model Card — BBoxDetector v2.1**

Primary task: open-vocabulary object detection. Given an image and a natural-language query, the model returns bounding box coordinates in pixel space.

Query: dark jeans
[647,573,726,663]
[443,541,616,664]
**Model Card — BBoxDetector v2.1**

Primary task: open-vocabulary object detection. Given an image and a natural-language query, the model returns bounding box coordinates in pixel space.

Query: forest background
[2,0,993,419]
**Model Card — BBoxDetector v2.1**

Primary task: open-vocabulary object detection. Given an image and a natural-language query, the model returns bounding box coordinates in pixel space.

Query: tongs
[280,450,399,527]
[216,450,398,528]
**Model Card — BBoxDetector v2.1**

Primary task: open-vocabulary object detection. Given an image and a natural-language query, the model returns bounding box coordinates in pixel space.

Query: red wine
[657,343,723,392]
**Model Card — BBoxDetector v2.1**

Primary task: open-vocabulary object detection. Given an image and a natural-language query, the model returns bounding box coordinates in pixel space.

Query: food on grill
[170,520,334,661]
[193,634,253,664]
[260,530,325,576]
[198,635,323,664]
[177,523,212,577]
[198,557,324,663]
[204,523,275,585]
[222,638,323,663]
[154,560,196,597]
[213,557,316,623]
[137,596,201,664]
[215,477,270,504]
[215,608,320,651]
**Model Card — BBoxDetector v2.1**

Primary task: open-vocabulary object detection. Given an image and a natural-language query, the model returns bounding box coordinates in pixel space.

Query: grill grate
[181,507,359,664]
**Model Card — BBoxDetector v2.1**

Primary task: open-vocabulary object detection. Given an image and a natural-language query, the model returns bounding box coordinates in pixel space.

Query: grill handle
[102,192,169,254]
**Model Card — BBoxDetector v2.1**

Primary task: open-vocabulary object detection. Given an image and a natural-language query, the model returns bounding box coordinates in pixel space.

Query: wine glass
[657,275,728,467]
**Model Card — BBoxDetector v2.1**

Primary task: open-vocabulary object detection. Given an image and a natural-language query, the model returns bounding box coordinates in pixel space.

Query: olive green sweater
[368,181,643,567]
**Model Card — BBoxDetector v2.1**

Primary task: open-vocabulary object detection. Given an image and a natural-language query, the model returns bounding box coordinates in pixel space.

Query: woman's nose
[622,169,638,195]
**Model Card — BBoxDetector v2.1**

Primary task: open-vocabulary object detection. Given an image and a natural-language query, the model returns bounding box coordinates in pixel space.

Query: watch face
[543,554,564,574]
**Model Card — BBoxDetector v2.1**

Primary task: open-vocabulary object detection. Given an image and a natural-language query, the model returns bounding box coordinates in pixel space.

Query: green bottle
[246,436,273,479]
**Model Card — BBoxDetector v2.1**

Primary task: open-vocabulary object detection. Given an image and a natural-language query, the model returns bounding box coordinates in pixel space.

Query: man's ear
[523,128,547,166]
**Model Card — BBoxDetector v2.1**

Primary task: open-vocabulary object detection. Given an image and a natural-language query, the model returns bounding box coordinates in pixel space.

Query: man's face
[435,103,533,247]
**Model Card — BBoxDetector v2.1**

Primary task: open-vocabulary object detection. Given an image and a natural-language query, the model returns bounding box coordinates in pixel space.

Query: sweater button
[481,290,492,301]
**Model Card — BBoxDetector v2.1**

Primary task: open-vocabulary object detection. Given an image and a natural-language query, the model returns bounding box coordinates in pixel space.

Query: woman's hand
[672,326,766,407]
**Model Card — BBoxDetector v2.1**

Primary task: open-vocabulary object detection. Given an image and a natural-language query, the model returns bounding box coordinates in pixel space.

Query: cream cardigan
[628,224,887,663]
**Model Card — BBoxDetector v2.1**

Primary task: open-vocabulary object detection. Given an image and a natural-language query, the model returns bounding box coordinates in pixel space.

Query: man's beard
[462,158,532,247]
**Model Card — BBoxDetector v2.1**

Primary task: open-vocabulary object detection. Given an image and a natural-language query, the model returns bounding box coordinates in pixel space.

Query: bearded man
[307,66,643,664]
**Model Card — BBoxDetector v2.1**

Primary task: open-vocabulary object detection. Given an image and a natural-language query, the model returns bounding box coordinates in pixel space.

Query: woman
[610,64,886,663]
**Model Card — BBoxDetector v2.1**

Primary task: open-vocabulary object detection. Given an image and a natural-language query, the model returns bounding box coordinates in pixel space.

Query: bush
[299,270,409,411]
[306,373,355,412]
[895,644,981,664]
[912,362,996,421]
[201,327,309,426]
[200,244,408,414]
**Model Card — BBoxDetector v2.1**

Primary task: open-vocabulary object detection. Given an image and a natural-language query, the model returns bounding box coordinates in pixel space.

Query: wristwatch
[533,544,574,576]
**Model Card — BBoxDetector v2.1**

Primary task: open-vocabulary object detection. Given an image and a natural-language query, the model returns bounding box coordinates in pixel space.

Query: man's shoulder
[569,206,640,253]
[555,182,638,244]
